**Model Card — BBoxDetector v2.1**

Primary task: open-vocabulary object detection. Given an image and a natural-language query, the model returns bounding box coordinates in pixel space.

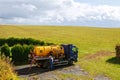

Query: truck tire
[68,60,73,66]
[40,64,44,68]
[42,61,50,69]
[40,61,45,68]
[43,61,51,70]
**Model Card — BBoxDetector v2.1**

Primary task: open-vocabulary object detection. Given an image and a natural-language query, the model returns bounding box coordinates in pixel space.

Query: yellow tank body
[33,45,64,58]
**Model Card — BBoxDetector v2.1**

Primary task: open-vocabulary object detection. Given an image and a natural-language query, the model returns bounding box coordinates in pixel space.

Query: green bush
[11,44,24,63]
[115,44,120,57]
[11,44,34,64]
[39,41,45,45]
[1,43,10,57]
[21,38,45,45]
[0,38,6,46]
[6,37,17,46]
[0,37,48,46]
[46,42,54,45]
[23,45,34,62]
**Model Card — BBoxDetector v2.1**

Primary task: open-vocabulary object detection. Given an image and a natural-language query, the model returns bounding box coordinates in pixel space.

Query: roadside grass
[1,25,120,79]
[78,52,120,80]
[0,55,18,80]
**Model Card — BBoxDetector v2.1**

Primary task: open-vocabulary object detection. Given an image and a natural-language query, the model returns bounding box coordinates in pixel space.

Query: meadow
[1,25,120,80]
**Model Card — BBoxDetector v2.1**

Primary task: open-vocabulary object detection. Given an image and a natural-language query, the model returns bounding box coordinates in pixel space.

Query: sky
[0,0,120,27]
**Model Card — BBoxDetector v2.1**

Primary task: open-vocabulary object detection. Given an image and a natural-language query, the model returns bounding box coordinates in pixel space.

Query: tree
[1,43,10,57]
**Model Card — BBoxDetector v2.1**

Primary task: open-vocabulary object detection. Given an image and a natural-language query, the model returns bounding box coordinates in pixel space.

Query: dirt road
[14,64,110,80]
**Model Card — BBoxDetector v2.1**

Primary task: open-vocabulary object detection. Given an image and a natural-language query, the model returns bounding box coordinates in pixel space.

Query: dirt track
[14,64,111,80]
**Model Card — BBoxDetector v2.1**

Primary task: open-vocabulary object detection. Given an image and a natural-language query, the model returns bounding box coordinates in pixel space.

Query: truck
[29,44,78,70]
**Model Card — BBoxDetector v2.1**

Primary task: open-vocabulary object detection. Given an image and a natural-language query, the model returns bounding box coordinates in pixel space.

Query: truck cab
[61,44,78,65]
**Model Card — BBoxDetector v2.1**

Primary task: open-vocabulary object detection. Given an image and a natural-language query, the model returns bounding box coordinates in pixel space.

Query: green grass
[1,25,120,79]
[1,25,120,55]
[79,54,120,80]
[0,55,18,80]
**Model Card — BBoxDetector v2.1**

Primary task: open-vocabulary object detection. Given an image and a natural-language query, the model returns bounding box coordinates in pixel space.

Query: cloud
[0,0,120,27]
[13,3,37,12]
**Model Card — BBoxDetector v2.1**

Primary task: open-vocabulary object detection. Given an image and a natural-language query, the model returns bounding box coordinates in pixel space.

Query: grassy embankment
[1,25,120,79]
[0,55,18,80]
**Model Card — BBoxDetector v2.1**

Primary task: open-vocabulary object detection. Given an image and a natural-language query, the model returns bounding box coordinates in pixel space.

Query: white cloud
[0,0,120,27]
[13,3,37,12]
[13,17,26,23]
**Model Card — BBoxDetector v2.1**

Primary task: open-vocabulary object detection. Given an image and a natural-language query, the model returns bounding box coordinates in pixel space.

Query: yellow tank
[33,45,64,58]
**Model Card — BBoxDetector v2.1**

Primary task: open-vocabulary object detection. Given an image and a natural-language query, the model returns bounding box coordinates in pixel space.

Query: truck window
[72,47,78,53]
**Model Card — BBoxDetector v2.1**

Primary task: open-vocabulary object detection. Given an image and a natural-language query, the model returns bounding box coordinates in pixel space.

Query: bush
[21,38,45,45]
[0,38,6,46]
[1,43,10,57]
[46,42,54,45]
[11,44,34,64]
[0,37,48,46]
[115,44,120,58]
[11,44,24,64]
[23,45,34,62]
[39,41,45,45]
[6,37,17,46]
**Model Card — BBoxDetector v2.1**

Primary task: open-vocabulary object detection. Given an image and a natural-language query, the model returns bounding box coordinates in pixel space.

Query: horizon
[1,24,120,28]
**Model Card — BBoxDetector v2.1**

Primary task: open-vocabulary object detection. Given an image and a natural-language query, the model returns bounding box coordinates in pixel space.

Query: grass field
[1,25,120,79]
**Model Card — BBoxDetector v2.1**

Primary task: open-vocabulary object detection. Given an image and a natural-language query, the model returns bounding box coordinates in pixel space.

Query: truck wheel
[40,64,44,68]
[68,60,73,66]
[42,61,50,69]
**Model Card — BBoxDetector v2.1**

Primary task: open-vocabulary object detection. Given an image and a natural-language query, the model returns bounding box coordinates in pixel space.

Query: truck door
[69,45,78,62]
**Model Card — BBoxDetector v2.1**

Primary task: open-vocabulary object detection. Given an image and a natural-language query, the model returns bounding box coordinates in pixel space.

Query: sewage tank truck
[29,44,78,70]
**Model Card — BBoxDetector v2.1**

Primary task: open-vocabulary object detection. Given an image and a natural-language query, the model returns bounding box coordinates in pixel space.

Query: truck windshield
[72,46,78,54]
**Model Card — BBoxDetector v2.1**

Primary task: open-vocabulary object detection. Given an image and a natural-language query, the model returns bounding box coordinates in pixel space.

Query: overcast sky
[0,0,120,27]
